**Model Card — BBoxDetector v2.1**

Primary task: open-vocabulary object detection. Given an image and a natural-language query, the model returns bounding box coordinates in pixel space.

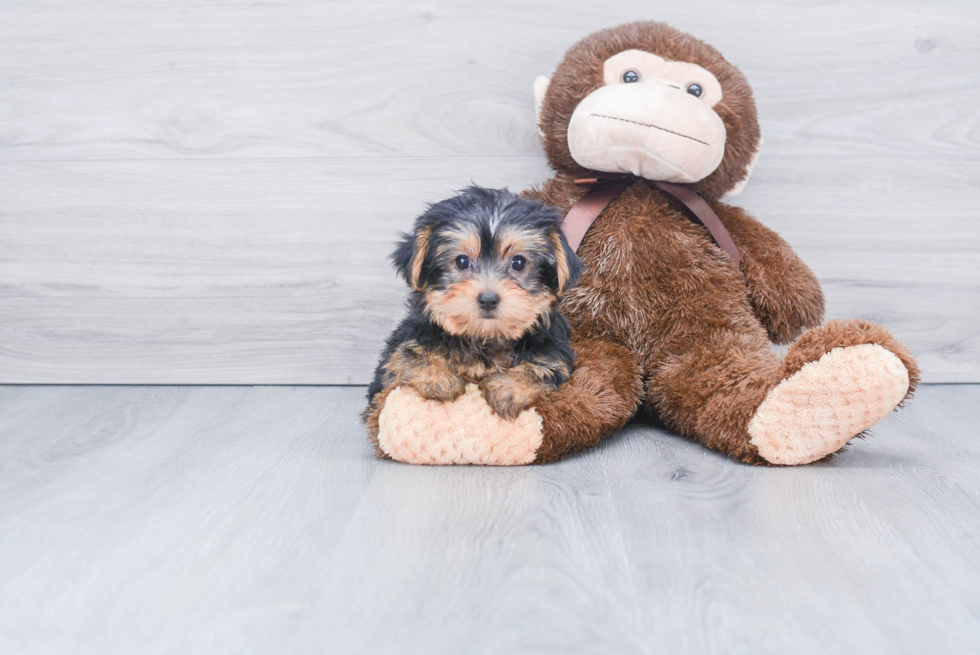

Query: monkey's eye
[454,255,470,270]
[686,83,703,98]
[622,70,639,83]
[510,255,527,272]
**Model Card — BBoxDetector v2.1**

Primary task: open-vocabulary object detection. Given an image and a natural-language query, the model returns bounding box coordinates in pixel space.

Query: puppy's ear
[549,227,583,295]
[392,225,432,291]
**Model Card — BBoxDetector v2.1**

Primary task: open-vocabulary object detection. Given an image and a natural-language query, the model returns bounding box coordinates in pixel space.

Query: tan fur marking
[522,356,570,384]
[480,360,561,419]
[383,341,466,401]
[425,278,555,340]
[550,231,572,294]
[458,230,481,259]
[436,224,481,260]
[409,227,432,291]
[497,234,526,259]
[452,356,489,382]
[496,227,546,259]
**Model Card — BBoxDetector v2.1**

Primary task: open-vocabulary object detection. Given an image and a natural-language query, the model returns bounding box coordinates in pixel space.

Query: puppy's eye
[510,255,526,272]
[622,70,639,83]
[686,83,703,98]
[454,255,470,270]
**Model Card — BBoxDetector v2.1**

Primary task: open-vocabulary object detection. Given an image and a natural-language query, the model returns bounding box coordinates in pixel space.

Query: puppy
[367,186,583,420]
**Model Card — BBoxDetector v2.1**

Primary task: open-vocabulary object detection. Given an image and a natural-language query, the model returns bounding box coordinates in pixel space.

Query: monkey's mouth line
[590,113,710,146]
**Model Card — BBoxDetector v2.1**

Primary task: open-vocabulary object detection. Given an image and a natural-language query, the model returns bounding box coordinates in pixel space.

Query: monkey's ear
[550,227,584,295]
[533,75,551,138]
[725,136,763,197]
[391,226,432,291]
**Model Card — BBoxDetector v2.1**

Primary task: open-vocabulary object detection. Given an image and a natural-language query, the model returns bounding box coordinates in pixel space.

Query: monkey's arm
[363,331,643,464]
[713,203,825,344]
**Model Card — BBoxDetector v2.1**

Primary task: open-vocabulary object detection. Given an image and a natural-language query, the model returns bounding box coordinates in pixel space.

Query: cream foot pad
[749,344,910,465]
[377,384,544,465]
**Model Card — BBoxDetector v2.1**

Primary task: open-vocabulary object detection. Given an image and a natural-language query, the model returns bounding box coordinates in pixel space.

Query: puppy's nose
[477,292,500,311]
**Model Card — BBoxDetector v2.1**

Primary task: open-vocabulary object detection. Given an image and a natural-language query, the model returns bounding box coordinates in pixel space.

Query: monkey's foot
[376,384,543,465]
[748,344,910,465]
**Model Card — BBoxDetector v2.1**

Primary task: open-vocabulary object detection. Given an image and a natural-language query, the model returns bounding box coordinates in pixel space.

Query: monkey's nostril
[477,292,500,311]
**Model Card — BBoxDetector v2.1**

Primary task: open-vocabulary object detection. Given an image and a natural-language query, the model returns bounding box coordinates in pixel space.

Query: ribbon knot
[562,176,741,269]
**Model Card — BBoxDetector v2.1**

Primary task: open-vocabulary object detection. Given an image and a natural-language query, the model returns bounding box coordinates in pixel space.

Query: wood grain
[0,0,977,383]
[0,384,977,654]
[1,155,976,383]
[1,0,977,161]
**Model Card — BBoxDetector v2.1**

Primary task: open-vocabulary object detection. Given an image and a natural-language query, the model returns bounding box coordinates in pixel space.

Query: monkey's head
[534,22,762,201]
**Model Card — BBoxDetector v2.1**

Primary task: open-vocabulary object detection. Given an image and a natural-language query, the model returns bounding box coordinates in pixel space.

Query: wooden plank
[0,0,976,383]
[0,384,978,653]
[0,0,977,162]
[0,385,379,655]
[0,157,544,384]
[604,384,980,653]
[1,155,976,384]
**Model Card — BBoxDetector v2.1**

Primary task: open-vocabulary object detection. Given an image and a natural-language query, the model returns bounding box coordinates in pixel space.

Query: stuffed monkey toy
[365,21,919,466]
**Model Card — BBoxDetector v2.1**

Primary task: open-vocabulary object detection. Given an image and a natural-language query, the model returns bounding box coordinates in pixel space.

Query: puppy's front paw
[408,371,466,402]
[480,375,545,420]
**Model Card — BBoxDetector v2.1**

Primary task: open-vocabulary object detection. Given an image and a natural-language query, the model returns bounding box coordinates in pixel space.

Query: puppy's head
[393,186,583,340]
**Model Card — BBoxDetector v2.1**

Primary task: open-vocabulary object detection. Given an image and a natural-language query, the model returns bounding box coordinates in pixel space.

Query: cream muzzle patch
[565,49,727,183]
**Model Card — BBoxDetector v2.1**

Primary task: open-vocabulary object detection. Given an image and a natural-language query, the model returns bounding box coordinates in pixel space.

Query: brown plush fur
[533,335,644,463]
[782,319,921,395]
[523,176,790,463]
[522,22,916,464]
[518,173,919,464]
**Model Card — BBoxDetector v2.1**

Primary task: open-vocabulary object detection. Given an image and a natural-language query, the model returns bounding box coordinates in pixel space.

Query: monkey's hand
[714,203,825,344]
[364,336,643,466]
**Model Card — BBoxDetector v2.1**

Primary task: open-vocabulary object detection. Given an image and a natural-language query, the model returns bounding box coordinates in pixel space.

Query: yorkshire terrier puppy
[367,186,584,420]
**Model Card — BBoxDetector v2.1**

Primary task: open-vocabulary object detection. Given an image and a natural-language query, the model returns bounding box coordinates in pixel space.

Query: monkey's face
[534,22,762,201]
[393,187,583,341]
[566,49,727,184]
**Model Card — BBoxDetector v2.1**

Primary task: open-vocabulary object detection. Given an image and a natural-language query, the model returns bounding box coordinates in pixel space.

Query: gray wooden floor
[1,385,977,654]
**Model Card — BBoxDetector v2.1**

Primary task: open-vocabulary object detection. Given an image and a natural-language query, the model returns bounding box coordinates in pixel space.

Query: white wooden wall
[1,0,977,384]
